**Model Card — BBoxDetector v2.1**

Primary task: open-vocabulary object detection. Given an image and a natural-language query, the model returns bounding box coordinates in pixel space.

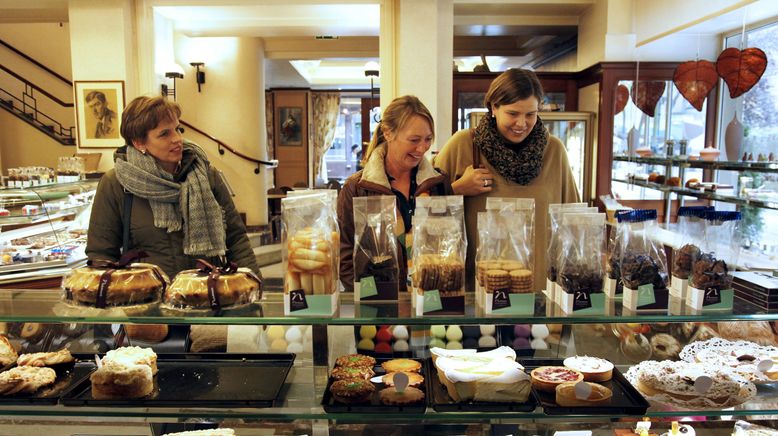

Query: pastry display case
[0,180,97,287]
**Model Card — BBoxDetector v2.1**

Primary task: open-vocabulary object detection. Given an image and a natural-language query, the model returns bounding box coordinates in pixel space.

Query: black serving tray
[0,358,90,405]
[428,357,537,412]
[61,352,294,407]
[322,358,429,413]
[521,359,649,416]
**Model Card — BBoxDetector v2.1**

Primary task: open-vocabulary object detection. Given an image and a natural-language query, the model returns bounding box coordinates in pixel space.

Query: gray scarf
[114,142,226,257]
[474,114,548,185]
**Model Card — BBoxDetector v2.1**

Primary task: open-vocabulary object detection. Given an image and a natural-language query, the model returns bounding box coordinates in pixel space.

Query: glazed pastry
[0,366,56,395]
[381,358,422,373]
[330,365,375,381]
[0,335,18,367]
[335,354,376,368]
[379,386,425,405]
[530,366,584,393]
[382,371,424,387]
[650,333,681,360]
[555,381,612,407]
[17,348,74,367]
[562,356,614,382]
[329,379,375,404]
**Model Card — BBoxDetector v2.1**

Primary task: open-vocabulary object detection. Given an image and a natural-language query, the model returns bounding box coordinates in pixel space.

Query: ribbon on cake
[196,259,239,310]
[86,250,150,308]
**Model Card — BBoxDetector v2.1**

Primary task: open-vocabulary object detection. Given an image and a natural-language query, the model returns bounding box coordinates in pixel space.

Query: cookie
[331,365,375,381]
[329,379,375,404]
[381,358,422,373]
[379,386,425,405]
[0,366,56,395]
[335,354,376,368]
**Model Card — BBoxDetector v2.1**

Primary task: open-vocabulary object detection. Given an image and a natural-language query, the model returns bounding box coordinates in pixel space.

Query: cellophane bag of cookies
[688,211,741,309]
[670,206,712,297]
[547,204,596,302]
[352,195,400,301]
[617,209,670,310]
[411,196,466,315]
[281,192,340,315]
[604,209,633,298]
[556,213,606,313]
[476,198,535,302]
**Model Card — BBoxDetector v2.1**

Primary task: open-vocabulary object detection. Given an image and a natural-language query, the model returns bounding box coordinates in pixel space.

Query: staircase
[0,94,75,145]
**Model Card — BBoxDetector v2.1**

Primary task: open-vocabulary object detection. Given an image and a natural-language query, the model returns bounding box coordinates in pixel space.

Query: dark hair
[120,96,181,146]
[85,90,107,104]
[362,95,434,167]
[484,68,544,114]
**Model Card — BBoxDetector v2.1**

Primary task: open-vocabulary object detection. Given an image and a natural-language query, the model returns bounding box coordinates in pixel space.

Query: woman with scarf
[337,95,453,292]
[86,95,259,279]
[434,69,579,292]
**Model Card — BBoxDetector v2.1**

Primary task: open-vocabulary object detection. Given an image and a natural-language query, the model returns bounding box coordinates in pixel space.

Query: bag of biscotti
[410,195,466,315]
[670,206,712,298]
[281,191,340,316]
[687,211,741,310]
[556,212,606,313]
[352,195,400,301]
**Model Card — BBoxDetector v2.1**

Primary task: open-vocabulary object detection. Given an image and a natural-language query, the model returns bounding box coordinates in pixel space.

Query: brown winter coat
[336,144,453,292]
[86,145,259,279]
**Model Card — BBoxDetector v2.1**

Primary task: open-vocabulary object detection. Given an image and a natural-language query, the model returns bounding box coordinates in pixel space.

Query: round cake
[90,362,153,399]
[63,263,168,307]
[164,268,262,309]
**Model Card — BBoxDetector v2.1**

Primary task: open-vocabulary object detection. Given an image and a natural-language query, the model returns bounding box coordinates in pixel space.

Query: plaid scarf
[474,114,548,185]
[114,142,226,257]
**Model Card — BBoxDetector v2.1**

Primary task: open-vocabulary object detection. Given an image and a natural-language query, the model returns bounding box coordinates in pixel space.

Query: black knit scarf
[473,114,548,185]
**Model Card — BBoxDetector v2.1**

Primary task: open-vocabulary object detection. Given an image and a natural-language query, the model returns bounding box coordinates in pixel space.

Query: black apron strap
[121,190,133,255]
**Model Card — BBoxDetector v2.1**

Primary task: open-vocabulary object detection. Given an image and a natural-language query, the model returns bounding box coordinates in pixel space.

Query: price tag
[757,359,774,373]
[359,276,378,298]
[423,290,443,313]
[394,371,409,393]
[94,354,102,369]
[574,381,592,400]
[693,375,713,394]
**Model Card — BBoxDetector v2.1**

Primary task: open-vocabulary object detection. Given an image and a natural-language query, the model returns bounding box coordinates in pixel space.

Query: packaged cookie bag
[411,196,466,316]
[617,209,670,312]
[476,198,536,314]
[352,196,400,302]
[670,206,712,299]
[556,213,607,314]
[604,209,632,299]
[546,204,596,304]
[282,192,340,316]
[687,211,741,311]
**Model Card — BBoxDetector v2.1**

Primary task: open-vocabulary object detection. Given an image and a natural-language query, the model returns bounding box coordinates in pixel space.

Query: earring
[140,148,147,155]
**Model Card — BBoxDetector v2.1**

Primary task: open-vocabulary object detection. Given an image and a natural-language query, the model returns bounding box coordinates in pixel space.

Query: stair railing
[180,120,277,174]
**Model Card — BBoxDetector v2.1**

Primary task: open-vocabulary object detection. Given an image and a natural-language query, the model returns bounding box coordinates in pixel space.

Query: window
[324,98,362,181]
[718,21,778,254]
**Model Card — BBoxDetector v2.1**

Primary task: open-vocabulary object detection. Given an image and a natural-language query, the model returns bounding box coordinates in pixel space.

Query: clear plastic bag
[606,209,633,281]
[282,192,340,296]
[671,206,711,279]
[691,211,741,291]
[618,210,668,290]
[547,204,594,282]
[476,198,535,294]
[557,213,606,294]
[163,259,262,312]
[62,250,168,309]
[352,196,400,299]
[411,196,466,297]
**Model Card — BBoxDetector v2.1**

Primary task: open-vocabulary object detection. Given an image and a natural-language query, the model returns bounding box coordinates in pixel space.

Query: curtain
[311,92,341,184]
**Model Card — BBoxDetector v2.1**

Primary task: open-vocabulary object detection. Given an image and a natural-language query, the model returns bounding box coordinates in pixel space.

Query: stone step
[253,243,282,268]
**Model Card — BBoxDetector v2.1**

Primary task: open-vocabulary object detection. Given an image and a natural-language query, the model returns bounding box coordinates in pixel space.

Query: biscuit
[300,273,313,294]
[0,366,56,395]
[285,271,301,293]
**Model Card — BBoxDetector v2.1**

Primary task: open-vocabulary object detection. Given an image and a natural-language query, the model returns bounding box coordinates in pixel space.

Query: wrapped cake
[62,250,168,309]
[163,259,261,312]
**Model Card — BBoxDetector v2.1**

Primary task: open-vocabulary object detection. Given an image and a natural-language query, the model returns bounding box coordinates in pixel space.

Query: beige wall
[0,109,71,171]
[173,34,269,226]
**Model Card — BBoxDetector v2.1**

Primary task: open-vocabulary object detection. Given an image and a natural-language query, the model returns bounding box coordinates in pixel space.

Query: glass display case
[0,180,97,286]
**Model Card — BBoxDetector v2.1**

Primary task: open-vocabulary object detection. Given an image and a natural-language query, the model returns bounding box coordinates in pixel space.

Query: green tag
[572,293,606,315]
[359,276,378,298]
[637,284,656,306]
[493,293,535,315]
[423,289,443,313]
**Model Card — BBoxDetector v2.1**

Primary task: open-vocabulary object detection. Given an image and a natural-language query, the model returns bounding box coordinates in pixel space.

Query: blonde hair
[120,96,182,146]
[362,95,434,167]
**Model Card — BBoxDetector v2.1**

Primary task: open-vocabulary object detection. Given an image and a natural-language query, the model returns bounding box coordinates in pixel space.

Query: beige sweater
[434,128,580,292]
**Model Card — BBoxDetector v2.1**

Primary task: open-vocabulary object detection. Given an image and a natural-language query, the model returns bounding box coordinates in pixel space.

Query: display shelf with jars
[0,180,97,287]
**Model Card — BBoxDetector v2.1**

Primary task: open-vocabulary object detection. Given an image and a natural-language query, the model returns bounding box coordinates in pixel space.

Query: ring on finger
[483,179,489,187]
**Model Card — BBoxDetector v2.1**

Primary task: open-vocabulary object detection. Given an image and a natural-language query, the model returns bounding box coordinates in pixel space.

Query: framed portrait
[278,106,303,146]
[74,80,125,148]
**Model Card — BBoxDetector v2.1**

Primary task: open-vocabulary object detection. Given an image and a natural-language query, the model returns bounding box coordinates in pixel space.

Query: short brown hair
[484,68,544,114]
[120,96,182,146]
[362,95,434,166]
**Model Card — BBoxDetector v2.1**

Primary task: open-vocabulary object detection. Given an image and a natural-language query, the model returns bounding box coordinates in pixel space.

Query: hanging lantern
[673,60,718,111]
[716,47,768,98]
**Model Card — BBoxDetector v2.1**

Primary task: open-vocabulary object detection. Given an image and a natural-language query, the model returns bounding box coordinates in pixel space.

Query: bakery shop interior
[1,0,778,435]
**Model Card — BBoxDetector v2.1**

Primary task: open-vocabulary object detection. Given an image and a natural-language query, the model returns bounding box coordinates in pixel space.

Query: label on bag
[637,284,656,306]
[704,287,722,306]
[423,290,443,313]
[492,288,511,310]
[573,290,592,310]
[289,289,309,311]
[359,276,378,299]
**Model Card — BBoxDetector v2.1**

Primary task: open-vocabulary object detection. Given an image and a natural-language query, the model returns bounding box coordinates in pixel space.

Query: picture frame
[74,80,126,148]
[277,106,303,146]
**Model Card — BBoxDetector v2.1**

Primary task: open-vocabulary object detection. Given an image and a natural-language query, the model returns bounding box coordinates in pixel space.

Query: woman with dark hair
[434,68,579,292]
[337,95,453,292]
[86,95,259,278]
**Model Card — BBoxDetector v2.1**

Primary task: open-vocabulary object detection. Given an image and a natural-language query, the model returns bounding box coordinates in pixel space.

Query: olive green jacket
[86,145,259,279]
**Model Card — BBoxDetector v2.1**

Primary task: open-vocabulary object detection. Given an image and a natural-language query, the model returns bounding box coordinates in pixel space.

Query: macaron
[375,342,392,354]
[431,325,447,339]
[463,337,479,349]
[270,338,288,352]
[392,325,409,340]
[445,325,463,341]
[359,325,377,339]
[357,338,375,350]
[513,324,532,338]
[376,327,393,343]
[445,340,463,350]
[285,326,303,343]
[479,325,496,336]
[392,339,409,352]
[429,338,446,349]
[286,342,304,353]
[478,335,497,348]
[461,326,481,338]
[531,324,550,340]
[530,338,549,350]
[266,325,285,342]
[512,337,531,350]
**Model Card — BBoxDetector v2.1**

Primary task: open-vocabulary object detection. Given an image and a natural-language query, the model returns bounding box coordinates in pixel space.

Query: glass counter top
[0,289,775,325]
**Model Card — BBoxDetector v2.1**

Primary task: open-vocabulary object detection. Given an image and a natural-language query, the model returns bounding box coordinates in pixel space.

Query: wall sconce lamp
[190,62,205,92]
[161,64,185,100]
[364,61,379,110]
